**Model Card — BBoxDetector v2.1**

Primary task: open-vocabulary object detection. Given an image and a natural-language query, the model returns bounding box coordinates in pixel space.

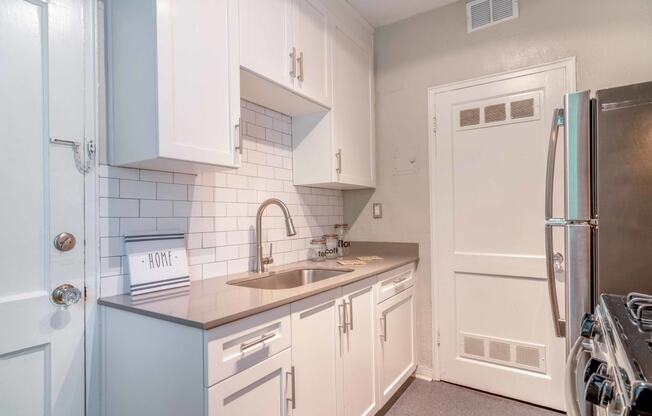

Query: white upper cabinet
[293,0,331,106]
[239,0,294,90]
[107,0,241,173]
[292,13,375,190]
[239,0,332,110]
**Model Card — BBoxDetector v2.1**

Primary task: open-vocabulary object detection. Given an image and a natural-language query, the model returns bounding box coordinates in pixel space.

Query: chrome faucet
[256,198,297,273]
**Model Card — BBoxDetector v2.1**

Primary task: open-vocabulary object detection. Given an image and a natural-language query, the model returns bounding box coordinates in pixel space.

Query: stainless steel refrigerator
[545,81,652,352]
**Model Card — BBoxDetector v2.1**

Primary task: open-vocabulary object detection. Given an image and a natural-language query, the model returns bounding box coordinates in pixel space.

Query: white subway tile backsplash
[99,100,343,295]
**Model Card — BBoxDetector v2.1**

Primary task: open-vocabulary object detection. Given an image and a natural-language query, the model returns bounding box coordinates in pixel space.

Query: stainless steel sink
[231,268,354,290]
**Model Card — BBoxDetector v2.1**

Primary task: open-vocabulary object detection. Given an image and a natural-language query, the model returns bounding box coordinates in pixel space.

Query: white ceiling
[346,0,459,28]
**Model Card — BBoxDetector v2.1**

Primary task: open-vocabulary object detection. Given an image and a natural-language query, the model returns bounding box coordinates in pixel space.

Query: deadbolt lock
[54,232,76,252]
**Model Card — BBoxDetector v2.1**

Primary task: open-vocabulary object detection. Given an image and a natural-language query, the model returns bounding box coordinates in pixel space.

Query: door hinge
[432,116,437,133]
[84,286,88,302]
[436,330,441,347]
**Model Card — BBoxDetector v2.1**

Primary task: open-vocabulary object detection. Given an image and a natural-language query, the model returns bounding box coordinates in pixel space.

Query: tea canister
[309,238,327,262]
[323,234,339,259]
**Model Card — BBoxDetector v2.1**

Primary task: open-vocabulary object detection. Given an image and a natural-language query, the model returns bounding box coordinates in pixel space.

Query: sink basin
[231,268,354,290]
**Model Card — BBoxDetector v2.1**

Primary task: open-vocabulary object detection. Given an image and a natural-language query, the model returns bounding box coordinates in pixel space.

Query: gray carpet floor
[383,380,564,416]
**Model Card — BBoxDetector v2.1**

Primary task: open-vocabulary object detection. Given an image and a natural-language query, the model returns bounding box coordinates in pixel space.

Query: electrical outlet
[372,203,382,219]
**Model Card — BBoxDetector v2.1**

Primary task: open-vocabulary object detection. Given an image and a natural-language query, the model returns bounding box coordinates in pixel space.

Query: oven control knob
[585,374,615,407]
[581,313,598,338]
[584,358,607,382]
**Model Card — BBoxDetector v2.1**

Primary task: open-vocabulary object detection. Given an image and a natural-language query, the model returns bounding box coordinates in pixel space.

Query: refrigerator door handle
[545,108,565,220]
[546,219,567,337]
[545,108,567,338]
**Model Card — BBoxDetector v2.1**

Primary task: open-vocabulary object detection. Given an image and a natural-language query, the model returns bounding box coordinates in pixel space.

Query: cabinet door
[290,288,342,416]
[293,0,330,106]
[341,278,377,416]
[377,286,416,406]
[331,24,375,188]
[208,348,293,416]
[240,0,294,89]
[156,0,240,167]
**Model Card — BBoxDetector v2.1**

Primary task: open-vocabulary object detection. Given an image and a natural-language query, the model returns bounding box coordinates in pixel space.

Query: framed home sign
[124,233,190,296]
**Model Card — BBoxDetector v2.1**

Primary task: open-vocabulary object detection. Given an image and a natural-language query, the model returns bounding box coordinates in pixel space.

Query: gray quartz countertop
[99,242,418,330]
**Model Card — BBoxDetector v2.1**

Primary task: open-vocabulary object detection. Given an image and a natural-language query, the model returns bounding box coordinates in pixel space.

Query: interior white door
[377,287,416,405]
[293,0,330,106]
[156,0,241,167]
[239,0,294,89]
[0,0,87,415]
[290,288,341,416]
[331,24,374,188]
[208,348,293,416]
[432,62,573,410]
[341,278,377,416]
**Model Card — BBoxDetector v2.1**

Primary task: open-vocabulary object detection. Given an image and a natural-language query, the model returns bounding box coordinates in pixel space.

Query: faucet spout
[256,198,296,273]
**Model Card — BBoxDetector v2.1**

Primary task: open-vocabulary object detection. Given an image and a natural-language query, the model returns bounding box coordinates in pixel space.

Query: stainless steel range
[567,293,652,415]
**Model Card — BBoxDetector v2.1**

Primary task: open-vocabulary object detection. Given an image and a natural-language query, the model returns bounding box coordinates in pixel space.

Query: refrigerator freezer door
[595,81,652,297]
[564,91,592,221]
[565,224,592,354]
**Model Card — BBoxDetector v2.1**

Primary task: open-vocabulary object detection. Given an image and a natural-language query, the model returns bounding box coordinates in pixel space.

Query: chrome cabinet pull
[234,118,243,155]
[335,149,342,175]
[338,301,347,334]
[379,314,387,341]
[286,366,296,409]
[392,276,409,287]
[289,47,297,79]
[240,332,275,352]
[297,51,304,82]
[346,300,353,331]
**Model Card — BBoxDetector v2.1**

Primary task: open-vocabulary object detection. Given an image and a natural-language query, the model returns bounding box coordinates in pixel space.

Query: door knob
[51,284,82,307]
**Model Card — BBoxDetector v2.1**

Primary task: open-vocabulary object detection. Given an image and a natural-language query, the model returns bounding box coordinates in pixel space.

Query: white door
[293,0,330,106]
[0,0,87,415]
[157,0,241,168]
[377,287,416,405]
[331,24,374,188]
[290,288,341,416]
[341,278,377,416]
[209,348,293,416]
[432,61,573,410]
[239,0,294,89]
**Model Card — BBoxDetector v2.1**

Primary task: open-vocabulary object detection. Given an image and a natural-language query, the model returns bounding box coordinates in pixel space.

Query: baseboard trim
[414,365,433,381]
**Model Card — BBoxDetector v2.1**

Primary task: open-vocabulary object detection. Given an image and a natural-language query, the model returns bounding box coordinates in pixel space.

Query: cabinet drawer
[375,263,415,304]
[205,305,291,386]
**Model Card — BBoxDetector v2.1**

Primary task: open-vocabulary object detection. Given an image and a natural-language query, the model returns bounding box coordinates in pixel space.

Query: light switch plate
[373,203,382,219]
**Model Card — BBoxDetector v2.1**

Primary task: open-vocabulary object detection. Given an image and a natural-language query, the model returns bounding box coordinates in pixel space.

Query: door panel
[239,0,293,89]
[434,65,572,410]
[0,0,86,415]
[332,25,374,187]
[157,0,240,167]
[341,278,377,416]
[290,288,341,416]
[294,0,330,106]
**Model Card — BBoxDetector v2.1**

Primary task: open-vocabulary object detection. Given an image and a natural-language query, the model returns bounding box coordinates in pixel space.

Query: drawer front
[375,263,415,304]
[205,305,291,386]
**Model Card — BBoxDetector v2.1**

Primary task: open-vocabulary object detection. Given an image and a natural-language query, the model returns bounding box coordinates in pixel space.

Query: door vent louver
[456,91,541,131]
[460,332,546,373]
[466,0,518,32]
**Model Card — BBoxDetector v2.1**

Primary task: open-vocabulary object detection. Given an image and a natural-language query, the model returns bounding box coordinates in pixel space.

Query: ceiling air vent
[467,0,518,32]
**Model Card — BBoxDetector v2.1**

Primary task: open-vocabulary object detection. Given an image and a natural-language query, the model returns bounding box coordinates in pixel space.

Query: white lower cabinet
[208,348,293,416]
[377,286,417,405]
[102,263,417,416]
[290,288,341,416]
[341,278,378,416]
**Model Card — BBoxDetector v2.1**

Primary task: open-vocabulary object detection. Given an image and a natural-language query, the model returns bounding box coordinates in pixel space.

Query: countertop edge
[99,256,419,331]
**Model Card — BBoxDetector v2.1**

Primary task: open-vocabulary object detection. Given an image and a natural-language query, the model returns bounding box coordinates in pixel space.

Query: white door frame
[83,0,100,413]
[427,57,577,381]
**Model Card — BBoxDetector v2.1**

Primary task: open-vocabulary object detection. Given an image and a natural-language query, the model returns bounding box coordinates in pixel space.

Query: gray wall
[344,0,652,369]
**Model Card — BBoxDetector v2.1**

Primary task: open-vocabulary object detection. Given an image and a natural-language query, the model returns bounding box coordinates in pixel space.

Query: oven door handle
[565,336,589,416]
